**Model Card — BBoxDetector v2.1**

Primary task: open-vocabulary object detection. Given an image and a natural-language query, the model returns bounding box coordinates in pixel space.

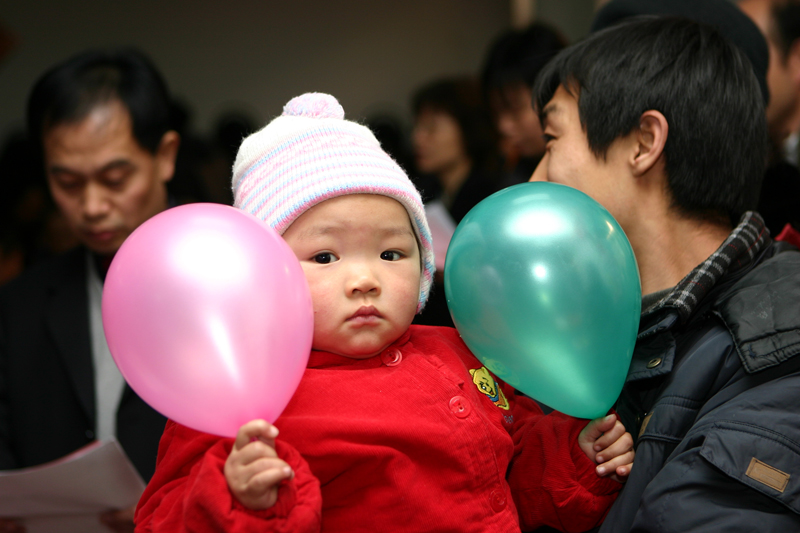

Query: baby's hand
[224,419,294,510]
[578,414,634,482]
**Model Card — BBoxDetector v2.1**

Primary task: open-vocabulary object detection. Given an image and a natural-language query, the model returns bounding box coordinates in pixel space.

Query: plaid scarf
[644,211,770,322]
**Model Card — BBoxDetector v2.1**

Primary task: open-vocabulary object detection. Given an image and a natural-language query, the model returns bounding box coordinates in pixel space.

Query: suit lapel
[45,248,95,426]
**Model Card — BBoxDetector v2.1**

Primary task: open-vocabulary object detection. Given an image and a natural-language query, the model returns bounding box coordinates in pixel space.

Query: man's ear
[632,110,668,177]
[788,38,800,87]
[155,130,181,183]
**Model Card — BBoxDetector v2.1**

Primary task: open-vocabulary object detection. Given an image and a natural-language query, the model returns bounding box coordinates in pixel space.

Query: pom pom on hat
[282,92,345,119]
[232,92,435,312]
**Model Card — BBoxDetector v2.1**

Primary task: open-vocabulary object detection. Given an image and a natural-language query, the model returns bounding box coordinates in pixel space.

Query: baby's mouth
[347,306,382,321]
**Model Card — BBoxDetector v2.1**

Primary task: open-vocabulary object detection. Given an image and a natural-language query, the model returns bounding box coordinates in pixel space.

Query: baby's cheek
[400,286,421,318]
[303,274,328,310]
[309,300,335,352]
[309,294,333,327]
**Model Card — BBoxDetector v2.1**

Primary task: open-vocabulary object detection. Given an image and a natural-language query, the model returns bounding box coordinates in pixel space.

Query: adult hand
[224,420,294,510]
[578,413,634,482]
[99,505,135,532]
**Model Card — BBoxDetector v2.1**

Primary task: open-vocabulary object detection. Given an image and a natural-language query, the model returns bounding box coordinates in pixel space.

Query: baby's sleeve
[506,396,621,533]
[134,420,321,533]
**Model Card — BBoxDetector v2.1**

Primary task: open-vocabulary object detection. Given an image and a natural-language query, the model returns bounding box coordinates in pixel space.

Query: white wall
[0,1,516,136]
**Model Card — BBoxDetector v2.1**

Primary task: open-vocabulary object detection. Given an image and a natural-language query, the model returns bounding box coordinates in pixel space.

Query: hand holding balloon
[579,414,635,482]
[225,420,293,510]
[102,204,313,437]
[445,183,641,419]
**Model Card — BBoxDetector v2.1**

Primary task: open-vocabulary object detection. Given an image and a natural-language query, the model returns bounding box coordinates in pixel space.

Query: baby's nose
[348,264,380,295]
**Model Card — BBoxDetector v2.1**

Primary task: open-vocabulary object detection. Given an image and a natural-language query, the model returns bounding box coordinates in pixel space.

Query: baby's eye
[380,251,402,261]
[313,252,339,264]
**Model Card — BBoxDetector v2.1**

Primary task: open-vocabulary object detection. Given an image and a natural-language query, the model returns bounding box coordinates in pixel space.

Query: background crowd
[4,0,799,304]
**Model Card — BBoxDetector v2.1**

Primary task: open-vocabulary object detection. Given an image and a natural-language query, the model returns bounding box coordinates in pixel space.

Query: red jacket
[135,325,620,532]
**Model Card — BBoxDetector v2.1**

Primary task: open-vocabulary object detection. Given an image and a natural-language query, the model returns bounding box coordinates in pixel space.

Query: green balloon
[444,182,641,419]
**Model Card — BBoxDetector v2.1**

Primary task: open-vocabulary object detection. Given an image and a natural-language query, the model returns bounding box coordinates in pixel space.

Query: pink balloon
[102,204,313,437]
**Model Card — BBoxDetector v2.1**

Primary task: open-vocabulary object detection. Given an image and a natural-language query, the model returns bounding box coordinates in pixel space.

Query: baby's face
[283,194,421,359]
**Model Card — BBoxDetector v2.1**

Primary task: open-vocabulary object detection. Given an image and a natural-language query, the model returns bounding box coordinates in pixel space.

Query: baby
[135,93,633,533]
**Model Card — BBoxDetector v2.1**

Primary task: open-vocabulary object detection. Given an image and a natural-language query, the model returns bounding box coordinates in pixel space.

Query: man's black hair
[412,77,498,174]
[27,48,173,154]
[772,1,800,58]
[593,0,769,105]
[481,23,567,96]
[534,16,768,225]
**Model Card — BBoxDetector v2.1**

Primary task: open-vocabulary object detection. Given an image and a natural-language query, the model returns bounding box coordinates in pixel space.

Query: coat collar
[307,328,413,369]
[642,212,770,325]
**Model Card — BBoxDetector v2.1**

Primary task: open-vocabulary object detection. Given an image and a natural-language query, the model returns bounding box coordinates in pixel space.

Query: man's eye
[381,251,402,261]
[51,174,82,190]
[313,252,338,264]
[57,180,81,190]
[104,172,129,187]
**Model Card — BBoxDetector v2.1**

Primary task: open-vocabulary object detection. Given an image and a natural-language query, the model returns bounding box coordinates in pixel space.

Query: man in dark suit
[0,49,178,532]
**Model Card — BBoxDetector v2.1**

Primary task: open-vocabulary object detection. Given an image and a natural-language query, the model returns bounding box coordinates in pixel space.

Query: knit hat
[232,92,435,311]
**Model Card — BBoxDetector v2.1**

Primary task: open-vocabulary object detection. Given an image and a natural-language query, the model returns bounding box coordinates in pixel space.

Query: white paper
[425,200,457,271]
[0,438,145,533]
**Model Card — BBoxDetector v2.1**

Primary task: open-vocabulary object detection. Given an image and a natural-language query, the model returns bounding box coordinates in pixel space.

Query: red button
[381,348,402,367]
[490,489,507,512]
[449,396,471,418]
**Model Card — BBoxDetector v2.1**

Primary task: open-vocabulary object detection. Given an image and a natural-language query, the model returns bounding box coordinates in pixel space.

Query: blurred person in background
[411,76,501,327]
[481,23,567,186]
[739,0,800,147]
[0,48,177,533]
[411,76,500,223]
[739,0,800,239]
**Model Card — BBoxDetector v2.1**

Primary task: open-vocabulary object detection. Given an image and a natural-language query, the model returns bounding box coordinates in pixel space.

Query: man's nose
[530,154,548,182]
[497,114,515,137]
[82,182,110,219]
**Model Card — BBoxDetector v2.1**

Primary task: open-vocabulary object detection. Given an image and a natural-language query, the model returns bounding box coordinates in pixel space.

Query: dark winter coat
[599,241,800,532]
